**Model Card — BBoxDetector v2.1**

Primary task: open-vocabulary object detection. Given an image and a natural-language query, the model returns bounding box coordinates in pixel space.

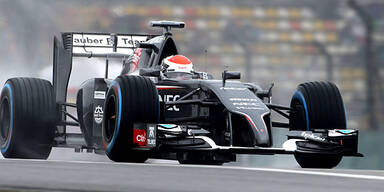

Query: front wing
[132,124,362,157]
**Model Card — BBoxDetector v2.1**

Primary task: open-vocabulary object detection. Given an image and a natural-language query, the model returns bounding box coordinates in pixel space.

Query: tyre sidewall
[0,78,55,159]
[103,80,125,157]
[102,76,159,162]
[0,83,15,156]
[290,82,346,131]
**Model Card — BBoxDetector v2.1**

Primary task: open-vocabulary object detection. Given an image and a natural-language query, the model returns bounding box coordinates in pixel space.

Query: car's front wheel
[102,75,159,162]
[289,81,346,168]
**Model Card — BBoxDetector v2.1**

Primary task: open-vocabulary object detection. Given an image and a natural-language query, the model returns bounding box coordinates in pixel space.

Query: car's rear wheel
[102,75,159,162]
[290,81,346,168]
[0,78,56,159]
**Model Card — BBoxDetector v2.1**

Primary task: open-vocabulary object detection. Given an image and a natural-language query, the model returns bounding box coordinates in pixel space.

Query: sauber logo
[72,34,147,48]
[133,129,147,146]
[159,95,180,111]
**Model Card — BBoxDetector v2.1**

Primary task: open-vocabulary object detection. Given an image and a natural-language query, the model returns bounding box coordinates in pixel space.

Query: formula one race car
[0,21,362,168]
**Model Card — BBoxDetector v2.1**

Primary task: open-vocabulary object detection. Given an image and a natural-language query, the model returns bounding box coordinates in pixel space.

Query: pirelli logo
[94,91,106,100]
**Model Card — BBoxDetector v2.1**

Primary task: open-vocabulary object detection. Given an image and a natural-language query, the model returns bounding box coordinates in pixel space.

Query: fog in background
[0,0,384,130]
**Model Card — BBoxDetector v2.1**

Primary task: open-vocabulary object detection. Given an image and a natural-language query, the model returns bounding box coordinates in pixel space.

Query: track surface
[0,157,383,192]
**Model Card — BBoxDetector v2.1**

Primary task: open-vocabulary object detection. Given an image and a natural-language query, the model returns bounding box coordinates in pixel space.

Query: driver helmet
[161,55,194,79]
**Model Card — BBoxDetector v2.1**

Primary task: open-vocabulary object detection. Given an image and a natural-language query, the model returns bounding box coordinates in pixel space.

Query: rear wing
[62,32,152,58]
[60,32,154,58]
[51,21,184,149]
[53,32,155,121]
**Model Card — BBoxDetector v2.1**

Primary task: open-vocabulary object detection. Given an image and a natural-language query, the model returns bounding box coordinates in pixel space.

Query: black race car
[0,21,362,168]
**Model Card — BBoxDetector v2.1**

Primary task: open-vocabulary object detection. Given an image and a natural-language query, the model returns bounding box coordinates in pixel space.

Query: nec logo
[159,95,180,111]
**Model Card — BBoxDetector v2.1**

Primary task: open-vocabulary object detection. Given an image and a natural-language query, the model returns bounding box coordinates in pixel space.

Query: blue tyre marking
[1,83,13,153]
[106,81,122,155]
[293,91,309,131]
[343,104,347,128]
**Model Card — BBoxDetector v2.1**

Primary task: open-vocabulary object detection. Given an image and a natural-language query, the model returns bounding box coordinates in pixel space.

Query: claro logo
[159,95,180,111]
[133,129,147,146]
[136,135,146,142]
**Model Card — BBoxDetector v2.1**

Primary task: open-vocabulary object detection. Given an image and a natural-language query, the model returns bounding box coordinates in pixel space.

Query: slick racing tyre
[102,75,159,162]
[294,153,342,169]
[0,78,56,159]
[289,81,346,168]
[289,81,346,131]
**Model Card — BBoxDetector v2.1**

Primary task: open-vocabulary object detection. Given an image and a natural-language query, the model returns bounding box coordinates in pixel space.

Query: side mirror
[139,68,161,77]
[222,71,241,87]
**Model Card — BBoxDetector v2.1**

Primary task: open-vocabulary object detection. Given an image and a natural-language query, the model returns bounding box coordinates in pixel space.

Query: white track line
[223,167,384,181]
[3,158,384,181]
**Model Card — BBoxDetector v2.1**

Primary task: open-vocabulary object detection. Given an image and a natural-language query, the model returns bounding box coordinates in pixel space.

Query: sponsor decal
[147,139,156,145]
[301,132,326,142]
[133,129,147,146]
[220,87,247,91]
[232,102,262,106]
[235,106,265,110]
[201,72,209,80]
[94,105,104,124]
[94,91,106,99]
[230,98,264,110]
[230,98,258,102]
[178,66,187,69]
[159,95,181,111]
[148,126,155,138]
[147,126,156,146]
[72,34,147,48]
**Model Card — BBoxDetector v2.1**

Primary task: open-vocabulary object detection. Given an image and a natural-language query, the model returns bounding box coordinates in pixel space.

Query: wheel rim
[104,95,117,143]
[0,98,10,147]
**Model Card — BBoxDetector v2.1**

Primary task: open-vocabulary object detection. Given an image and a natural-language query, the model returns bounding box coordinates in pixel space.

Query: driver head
[161,55,194,80]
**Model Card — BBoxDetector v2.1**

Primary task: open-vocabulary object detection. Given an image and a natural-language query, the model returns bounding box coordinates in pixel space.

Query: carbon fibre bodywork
[156,79,271,147]
[50,21,361,165]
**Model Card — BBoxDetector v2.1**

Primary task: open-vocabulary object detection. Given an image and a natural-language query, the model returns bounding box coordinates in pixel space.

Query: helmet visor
[164,72,193,80]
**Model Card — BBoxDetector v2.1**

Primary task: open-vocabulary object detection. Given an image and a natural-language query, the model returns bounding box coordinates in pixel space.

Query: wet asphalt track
[0,149,383,192]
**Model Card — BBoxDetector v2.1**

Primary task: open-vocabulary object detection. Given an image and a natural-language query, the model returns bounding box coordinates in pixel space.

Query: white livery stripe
[156,86,184,90]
